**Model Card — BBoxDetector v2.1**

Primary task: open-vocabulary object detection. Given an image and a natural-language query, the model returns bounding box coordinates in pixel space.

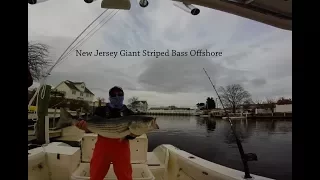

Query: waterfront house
[133,101,148,113]
[274,98,292,113]
[241,103,274,114]
[52,80,95,102]
[275,104,292,113]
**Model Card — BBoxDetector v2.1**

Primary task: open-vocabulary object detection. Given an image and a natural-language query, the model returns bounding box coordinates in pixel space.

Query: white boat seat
[147,152,166,180]
[147,152,164,167]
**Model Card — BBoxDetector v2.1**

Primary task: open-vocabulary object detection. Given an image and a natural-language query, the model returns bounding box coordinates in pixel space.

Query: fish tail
[56,108,75,129]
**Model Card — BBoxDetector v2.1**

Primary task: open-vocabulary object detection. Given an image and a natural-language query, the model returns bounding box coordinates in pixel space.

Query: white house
[132,101,148,112]
[275,104,292,113]
[53,80,95,102]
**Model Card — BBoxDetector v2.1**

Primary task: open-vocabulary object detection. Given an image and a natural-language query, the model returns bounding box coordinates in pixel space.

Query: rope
[57,10,119,66]
[60,10,116,61]
[28,9,120,136]
[47,9,109,73]
[27,9,111,111]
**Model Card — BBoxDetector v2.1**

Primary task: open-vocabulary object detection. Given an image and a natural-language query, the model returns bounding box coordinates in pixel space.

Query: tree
[28,41,52,80]
[219,84,251,113]
[206,97,216,109]
[254,99,263,104]
[264,98,276,113]
[196,102,206,110]
[128,96,139,110]
[242,99,253,110]
[196,103,205,107]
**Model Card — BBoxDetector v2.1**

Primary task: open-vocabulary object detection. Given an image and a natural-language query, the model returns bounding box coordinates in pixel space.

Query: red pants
[90,135,132,180]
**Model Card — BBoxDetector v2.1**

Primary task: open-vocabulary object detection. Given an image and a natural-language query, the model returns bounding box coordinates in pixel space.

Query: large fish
[57,108,159,139]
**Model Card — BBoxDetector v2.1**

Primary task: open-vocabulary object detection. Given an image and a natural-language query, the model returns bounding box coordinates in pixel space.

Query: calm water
[147,116,292,180]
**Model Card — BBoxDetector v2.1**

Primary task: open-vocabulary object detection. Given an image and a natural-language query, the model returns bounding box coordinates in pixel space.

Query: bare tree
[219,84,251,113]
[254,99,263,104]
[265,98,275,104]
[128,96,139,110]
[242,99,253,110]
[243,99,254,104]
[28,41,52,80]
[264,98,276,113]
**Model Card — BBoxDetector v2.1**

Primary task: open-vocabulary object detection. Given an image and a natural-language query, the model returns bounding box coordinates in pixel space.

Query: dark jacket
[93,103,136,140]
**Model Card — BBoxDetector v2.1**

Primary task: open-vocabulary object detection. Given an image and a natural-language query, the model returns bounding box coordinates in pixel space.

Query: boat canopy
[101,0,292,31]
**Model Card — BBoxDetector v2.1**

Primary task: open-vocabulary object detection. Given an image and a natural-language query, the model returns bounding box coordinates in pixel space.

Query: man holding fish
[75,86,159,180]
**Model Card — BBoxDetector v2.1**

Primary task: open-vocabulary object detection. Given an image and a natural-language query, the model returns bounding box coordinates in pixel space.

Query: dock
[28,109,86,119]
[28,129,62,143]
[28,126,85,147]
[145,110,195,116]
[221,113,292,120]
[245,112,292,119]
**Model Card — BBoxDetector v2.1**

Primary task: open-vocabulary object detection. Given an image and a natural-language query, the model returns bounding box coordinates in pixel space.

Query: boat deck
[28,129,62,143]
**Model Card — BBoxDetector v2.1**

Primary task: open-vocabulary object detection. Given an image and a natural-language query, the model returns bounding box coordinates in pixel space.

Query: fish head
[149,117,159,130]
[138,116,159,130]
[128,116,159,135]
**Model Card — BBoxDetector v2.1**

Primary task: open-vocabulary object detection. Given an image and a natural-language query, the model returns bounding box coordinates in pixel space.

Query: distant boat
[200,114,210,117]
[222,113,246,120]
[194,110,203,116]
[222,116,246,120]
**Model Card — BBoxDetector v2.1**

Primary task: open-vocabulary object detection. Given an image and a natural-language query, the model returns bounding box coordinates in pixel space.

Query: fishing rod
[202,68,257,179]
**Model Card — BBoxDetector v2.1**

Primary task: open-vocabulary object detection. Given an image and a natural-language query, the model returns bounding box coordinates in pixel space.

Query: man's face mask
[109,90,124,109]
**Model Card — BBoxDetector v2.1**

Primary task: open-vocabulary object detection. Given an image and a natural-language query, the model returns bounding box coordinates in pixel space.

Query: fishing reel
[173,1,200,15]
[84,0,96,3]
[28,0,48,5]
[137,0,149,7]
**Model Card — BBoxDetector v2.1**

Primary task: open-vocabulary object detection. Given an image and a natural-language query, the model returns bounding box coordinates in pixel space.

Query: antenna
[202,68,257,179]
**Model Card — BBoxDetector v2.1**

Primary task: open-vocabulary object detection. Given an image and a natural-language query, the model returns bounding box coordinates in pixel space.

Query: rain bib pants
[90,135,132,180]
[89,104,134,180]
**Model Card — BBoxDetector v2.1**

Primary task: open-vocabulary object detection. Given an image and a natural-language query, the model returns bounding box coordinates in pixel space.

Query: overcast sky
[28,0,292,107]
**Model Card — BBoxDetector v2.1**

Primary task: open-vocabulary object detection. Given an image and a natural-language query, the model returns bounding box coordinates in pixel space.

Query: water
[147,116,292,180]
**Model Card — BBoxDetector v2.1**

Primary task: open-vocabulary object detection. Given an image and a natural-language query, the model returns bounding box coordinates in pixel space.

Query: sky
[28,0,292,108]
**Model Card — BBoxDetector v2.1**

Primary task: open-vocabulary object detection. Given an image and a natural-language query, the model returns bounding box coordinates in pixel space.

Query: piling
[53,107,57,128]
[36,85,51,144]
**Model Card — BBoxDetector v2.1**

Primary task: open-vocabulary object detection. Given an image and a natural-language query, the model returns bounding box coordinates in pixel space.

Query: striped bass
[57,108,159,139]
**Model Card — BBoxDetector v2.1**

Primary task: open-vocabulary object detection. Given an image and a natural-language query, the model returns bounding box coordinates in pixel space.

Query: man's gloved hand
[75,120,91,133]
[125,133,139,140]
[125,135,136,140]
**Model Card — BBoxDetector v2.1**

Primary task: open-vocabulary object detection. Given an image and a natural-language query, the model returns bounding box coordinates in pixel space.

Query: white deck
[28,126,275,180]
